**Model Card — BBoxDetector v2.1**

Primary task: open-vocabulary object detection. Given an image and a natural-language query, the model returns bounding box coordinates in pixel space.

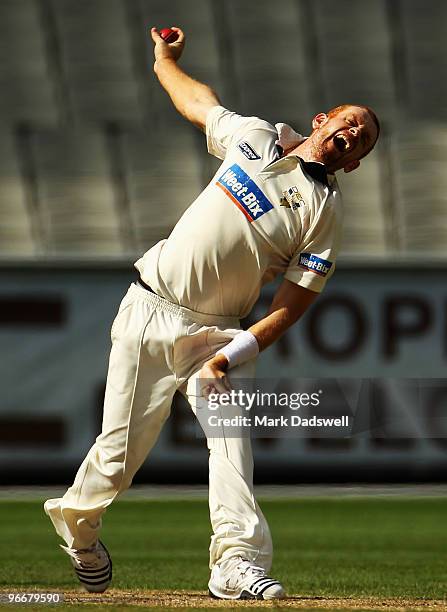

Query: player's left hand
[199,354,232,399]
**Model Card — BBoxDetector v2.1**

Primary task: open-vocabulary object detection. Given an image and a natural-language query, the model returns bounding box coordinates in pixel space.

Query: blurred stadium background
[1,0,446,486]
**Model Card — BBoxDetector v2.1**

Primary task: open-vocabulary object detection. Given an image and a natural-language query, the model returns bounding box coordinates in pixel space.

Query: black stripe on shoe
[250,577,268,589]
[257,580,282,596]
[75,568,111,581]
[252,578,275,593]
[75,564,110,574]
[77,571,112,586]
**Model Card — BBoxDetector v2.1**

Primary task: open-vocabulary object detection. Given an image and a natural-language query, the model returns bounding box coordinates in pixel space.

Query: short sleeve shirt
[134,106,343,318]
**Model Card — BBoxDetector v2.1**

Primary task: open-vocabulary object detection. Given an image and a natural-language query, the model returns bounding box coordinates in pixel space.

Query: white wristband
[216,330,259,369]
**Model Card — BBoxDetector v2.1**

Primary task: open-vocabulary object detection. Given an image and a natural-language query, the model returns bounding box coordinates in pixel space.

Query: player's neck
[286,138,325,166]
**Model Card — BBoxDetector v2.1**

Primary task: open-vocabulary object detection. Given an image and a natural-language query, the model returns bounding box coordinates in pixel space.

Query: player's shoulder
[207,105,277,132]
[228,120,279,167]
[232,132,279,167]
[206,105,279,164]
[210,105,277,144]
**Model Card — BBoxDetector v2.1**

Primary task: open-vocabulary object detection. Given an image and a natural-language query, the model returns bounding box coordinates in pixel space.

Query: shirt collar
[274,146,331,187]
[297,157,331,187]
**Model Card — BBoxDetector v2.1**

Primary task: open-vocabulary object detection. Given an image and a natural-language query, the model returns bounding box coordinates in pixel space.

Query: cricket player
[44,26,379,600]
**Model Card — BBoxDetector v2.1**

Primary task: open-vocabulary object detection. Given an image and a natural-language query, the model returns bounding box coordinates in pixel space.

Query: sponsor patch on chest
[238,140,261,160]
[280,186,305,210]
[216,164,274,222]
[298,253,332,277]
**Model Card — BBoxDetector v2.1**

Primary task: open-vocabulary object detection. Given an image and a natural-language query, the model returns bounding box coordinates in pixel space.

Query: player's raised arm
[150,27,221,131]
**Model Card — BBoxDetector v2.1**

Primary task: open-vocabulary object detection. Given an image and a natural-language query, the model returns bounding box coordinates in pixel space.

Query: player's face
[312,106,378,173]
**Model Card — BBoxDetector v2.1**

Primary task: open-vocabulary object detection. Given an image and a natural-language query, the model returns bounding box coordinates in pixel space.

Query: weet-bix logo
[216,164,274,222]
[299,253,332,277]
[238,140,261,160]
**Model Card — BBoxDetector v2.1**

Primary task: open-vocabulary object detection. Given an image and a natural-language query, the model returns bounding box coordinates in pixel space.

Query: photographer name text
[208,415,350,428]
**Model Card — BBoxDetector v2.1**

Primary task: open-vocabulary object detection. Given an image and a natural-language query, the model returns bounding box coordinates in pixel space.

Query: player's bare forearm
[151,27,221,131]
[249,280,318,351]
[201,280,318,388]
[154,59,220,129]
[248,308,298,353]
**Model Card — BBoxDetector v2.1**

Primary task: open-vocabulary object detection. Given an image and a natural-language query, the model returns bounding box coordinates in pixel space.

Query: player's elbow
[184,94,220,132]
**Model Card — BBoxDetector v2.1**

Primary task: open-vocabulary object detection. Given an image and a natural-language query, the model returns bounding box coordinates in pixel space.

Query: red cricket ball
[159,28,179,43]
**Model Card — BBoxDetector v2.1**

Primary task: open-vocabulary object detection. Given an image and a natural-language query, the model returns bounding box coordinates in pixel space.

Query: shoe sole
[208,587,284,601]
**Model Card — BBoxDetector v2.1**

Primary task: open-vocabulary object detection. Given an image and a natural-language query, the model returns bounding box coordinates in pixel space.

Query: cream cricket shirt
[134,106,343,318]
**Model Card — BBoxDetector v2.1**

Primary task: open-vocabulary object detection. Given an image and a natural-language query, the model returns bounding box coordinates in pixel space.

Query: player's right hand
[150,27,185,64]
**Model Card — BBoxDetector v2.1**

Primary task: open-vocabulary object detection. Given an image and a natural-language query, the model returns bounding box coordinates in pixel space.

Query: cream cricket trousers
[44,282,273,571]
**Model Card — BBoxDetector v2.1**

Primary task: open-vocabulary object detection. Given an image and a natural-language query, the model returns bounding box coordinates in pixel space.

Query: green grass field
[0,496,446,610]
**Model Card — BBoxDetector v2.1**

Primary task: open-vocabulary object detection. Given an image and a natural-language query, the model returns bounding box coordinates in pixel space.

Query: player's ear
[312,113,328,130]
[343,160,360,173]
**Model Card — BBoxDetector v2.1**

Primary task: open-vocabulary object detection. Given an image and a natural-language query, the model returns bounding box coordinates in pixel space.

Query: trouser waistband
[136,276,155,294]
[130,280,240,328]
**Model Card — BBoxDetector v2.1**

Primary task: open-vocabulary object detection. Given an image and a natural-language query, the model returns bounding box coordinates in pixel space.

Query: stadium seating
[313,0,396,124]
[122,124,204,252]
[392,124,447,253]
[399,0,447,121]
[0,0,59,126]
[32,127,124,255]
[0,130,36,256]
[223,0,313,128]
[49,0,143,125]
[336,149,388,256]
[0,0,443,260]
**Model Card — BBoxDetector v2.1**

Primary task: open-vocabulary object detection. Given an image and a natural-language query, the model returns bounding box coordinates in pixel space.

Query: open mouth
[333,133,351,153]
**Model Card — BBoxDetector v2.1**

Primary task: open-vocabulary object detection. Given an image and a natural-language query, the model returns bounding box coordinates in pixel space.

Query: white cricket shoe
[208,556,286,600]
[60,540,112,593]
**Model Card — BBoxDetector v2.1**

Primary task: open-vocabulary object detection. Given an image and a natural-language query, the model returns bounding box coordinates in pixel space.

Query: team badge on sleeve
[280,186,305,210]
[238,141,261,160]
[216,163,274,222]
[298,253,332,277]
